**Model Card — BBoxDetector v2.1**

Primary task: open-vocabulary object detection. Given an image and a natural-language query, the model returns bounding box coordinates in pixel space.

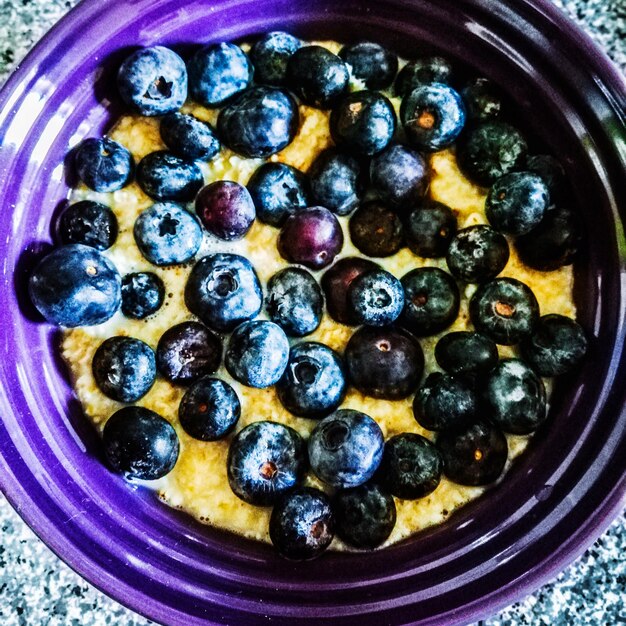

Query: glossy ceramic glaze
[0,1,625,624]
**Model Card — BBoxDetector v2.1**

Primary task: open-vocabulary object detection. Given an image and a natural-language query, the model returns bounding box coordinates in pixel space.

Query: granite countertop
[0,1,624,625]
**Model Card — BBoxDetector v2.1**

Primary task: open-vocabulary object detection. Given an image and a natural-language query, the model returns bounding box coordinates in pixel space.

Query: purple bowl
[1,0,625,624]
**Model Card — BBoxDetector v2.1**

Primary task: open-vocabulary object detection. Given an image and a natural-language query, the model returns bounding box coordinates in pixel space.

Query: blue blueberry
[58,200,118,251]
[185,253,262,332]
[29,244,121,327]
[349,201,404,257]
[461,77,502,123]
[218,86,299,158]
[92,336,156,402]
[117,46,187,116]
[156,321,222,385]
[160,113,220,161]
[469,277,540,345]
[394,56,453,98]
[400,83,465,152]
[225,320,289,388]
[345,326,424,400]
[266,267,323,337]
[178,377,240,441]
[286,45,349,108]
[247,162,310,227]
[269,487,334,560]
[74,138,133,192]
[333,482,396,549]
[370,144,429,212]
[339,42,398,90]
[400,267,460,337]
[446,225,509,283]
[121,272,165,319]
[348,269,404,327]
[434,331,498,377]
[136,151,204,202]
[249,31,301,86]
[187,42,251,106]
[483,359,547,435]
[486,171,549,235]
[378,433,442,500]
[525,154,567,203]
[308,148,364,216]
[308,409,384,488]
[227,421,307,506]
[520,314,587,376]
[134,202,202,266]
[195,180,255,240]
[405,201,457,258]
[330,91,396,157]
[276,342,346,418]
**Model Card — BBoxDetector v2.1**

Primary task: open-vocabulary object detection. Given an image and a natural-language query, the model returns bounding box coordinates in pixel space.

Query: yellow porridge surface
[61,42,575,550]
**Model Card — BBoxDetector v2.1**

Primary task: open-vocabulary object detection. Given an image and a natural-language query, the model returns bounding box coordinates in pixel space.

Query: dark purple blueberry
[136,151,203,202]
[405,201,457,258]
[103,407,179,480]
[434,331,498,377]
[250,31,301,86]
[461,77,502,123]
[348,269,405,327]
[339,42,398,90]
[349,201,404,257]
[524,154,567,203]
[394,56,453,98]
[321,257,381,325]
[121,272,165,319]
[278,206,344,270]
[58,200,118,251]
[156,321,222,385]
[345,326,424,400]
[159,112,220,161]
[74,138,133,192]
[195,180,255,240]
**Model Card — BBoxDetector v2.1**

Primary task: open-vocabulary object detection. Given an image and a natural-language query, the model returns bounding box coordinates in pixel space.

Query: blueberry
[29,244,121,327]
[378,433,442,499]
[249,31,301,86]
[269,487,334,560]
[218,86,299,158]
[308,148,364,216]
[188,42,251,106]
[525,154,567,203]
[405,201,457,258]
[457,121,528,186]
[178,377,240,441]
[156,321,222,385]
[349,201,404,257]
[227,421,307,506]
[247,162,309,227]
[121,272,165,319]
[58,200,118,251]
[400,83,465,152]
[278,206,344,270]
[413,372,476,431]
[520,314,587,376]
[437,421,508,486]
[330,91,396,157]
[348,269,404,327]
[334,482,396,549]
[486,172,549,235]
[339,42,398,90]
[74,138,133,192]
[225,320,289,388]
[266,267,323,337]
[185,253,262,332]
[400,267,460,337]
[446,225,509,283]
[483,359,547,435]
[277,342,346,418]
[515,206,582,271]
[136,151,204,202]
[345,326,424,399]
[160,112,220,161]
[394,56,453,98]
[286,45,349,108]
[469,277,540,345]
[321,257,381,325]
[134,202,202,266]
[308,409,384,488]
[92,336,156,403]
[370,144,429,212]
[195,180,255,240]
[117,46,187,116]
[103,406,179,480]
[434,331,498,377]
[461,78,501,123]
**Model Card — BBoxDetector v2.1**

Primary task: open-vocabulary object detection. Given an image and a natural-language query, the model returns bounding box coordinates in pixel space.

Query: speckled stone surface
[0,1,624,625]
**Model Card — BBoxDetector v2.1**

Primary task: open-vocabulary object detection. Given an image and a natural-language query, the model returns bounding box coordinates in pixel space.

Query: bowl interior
[1,1,625,625]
